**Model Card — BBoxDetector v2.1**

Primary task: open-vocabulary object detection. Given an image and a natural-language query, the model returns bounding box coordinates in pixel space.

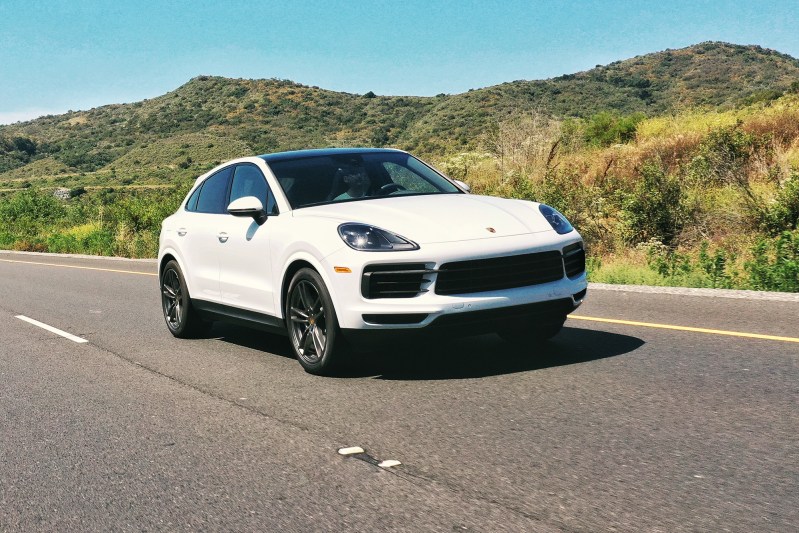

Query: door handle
[177,228,187,237]
[217,232,229,243]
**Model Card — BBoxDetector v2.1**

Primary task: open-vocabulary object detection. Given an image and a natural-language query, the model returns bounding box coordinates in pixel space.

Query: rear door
[179,166,233,303]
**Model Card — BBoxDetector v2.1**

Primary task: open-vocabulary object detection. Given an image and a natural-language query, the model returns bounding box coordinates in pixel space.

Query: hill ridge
[2,41,798,182]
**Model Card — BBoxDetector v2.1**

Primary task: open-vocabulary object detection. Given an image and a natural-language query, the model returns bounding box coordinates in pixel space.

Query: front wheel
[286,268,344,375]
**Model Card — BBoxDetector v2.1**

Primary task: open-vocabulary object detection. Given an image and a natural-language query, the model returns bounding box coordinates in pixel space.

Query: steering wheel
[378,183,406,195]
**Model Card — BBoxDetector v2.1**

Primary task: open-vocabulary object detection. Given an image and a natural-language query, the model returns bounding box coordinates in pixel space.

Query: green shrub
[0,188,65,237]
[745,231,799,291]
[644,240,692,279]
[686,126,759,186]
[698,241,735,288]
[760,173,799,234]
[620,160,688,246]
[584,111,645,147]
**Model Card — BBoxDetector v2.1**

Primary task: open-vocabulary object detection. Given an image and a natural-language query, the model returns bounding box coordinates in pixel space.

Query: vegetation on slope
[1,42,798,290]
[438,93,799,291]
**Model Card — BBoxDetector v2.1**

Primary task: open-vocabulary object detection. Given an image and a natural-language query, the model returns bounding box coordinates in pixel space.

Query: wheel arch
[280,259,317,321]
[159,253,176,279]
[158,249,191,293]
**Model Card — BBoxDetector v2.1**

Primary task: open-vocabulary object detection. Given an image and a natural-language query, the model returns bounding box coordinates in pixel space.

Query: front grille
[435,251,564,295]
[362,263,431,299]
[563,242,586,278]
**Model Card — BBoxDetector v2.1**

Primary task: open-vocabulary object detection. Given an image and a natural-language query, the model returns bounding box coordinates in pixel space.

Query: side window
[196,167,233,214]
[230,164,278,215]
[185,184,202,212]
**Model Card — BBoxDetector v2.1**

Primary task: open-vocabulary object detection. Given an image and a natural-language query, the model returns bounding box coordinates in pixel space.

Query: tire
[160,260,211,338]
[285,268,344,375]
[498,316,566,346]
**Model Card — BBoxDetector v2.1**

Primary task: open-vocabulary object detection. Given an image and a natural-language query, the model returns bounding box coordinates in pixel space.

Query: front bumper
[340,296,581,345]
[320,231,588,331]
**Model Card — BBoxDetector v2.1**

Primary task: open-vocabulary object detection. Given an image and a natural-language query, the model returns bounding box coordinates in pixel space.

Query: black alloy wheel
[286,268,343,374]
[160,260,210,338]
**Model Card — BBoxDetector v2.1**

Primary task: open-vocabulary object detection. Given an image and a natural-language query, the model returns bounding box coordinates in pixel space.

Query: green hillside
[2,42,799,189]
[2,41,799,291]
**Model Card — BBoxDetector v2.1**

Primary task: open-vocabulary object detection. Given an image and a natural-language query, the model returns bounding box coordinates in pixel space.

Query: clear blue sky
[1,0,798,124]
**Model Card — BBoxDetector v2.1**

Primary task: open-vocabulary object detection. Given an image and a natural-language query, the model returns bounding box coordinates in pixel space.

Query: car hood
[291,194,555,244]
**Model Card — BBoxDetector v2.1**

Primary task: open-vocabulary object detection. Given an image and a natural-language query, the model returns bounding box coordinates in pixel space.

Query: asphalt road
[0,251,797,532]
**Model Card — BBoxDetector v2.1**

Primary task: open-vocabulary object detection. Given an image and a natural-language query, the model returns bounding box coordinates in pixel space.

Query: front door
[218,164,277,316]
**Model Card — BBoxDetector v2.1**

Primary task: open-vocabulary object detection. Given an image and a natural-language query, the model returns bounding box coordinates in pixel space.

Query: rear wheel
[160,260,211,338]
[286,268,344,375]
[498,317,566,346]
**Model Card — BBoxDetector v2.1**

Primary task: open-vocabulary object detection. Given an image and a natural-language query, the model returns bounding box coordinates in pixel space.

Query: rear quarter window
[195,167,233,214]
[185,185,202,211]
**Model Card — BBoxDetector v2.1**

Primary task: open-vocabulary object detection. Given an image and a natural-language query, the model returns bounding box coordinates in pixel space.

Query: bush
[745,231,799,292]
[760,173,799,234]
[0,183,190,258]
[584,112,645,147]
[620,160,688,246]
[643,239,692,279]
[686,126,759,186]
[698,241,735,288]
[0,188,66,237]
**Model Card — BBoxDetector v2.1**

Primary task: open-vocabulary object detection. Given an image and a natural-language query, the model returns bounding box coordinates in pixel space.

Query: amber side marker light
[334,266,352,273]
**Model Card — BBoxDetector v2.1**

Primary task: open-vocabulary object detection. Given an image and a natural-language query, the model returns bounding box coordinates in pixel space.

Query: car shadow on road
[207,324,644,381]
[346,327,645,380]
[208,322,296,358]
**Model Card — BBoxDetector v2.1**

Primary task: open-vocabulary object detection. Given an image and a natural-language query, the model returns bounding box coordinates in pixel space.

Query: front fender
[275,249,345,320]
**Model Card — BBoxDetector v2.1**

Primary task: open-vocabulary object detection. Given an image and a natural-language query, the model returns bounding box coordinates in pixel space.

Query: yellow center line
[570,315,799,344]
[0,258,157,277]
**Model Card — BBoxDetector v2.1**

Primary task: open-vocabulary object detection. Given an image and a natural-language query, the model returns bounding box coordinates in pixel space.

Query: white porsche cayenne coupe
[158,148,587,374]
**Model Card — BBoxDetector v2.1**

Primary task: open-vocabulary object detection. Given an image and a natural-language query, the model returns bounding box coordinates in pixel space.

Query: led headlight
[338,223,419,251]
[538,204,574,235]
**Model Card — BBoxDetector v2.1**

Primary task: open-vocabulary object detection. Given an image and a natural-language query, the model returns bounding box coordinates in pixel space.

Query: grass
[587,251,732,288]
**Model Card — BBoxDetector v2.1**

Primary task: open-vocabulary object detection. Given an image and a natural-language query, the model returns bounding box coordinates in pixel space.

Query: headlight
[538,204,574,235]
[338,223,419,251]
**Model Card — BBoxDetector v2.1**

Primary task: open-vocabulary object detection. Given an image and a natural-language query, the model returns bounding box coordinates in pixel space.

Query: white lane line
[15,315,89,344]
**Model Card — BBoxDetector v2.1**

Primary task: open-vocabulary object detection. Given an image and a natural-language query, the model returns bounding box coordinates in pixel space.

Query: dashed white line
[15,315,89,344]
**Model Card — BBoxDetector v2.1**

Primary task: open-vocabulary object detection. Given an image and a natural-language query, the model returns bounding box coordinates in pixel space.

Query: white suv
[158,148,587,374]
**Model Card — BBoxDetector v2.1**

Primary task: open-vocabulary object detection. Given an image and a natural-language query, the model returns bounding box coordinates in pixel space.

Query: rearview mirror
[227,196,267,225]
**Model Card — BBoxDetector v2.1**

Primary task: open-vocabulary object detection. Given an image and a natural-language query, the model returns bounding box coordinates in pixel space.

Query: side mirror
[227,196,267,225]
[454,180,471,193]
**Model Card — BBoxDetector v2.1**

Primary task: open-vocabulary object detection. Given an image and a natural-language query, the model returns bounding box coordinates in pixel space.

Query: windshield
[266,152,462,209]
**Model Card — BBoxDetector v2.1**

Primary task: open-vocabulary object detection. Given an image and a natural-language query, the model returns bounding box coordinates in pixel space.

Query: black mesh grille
[435,251,564,295]
[362,263,431,299]
[563,242,586,278]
